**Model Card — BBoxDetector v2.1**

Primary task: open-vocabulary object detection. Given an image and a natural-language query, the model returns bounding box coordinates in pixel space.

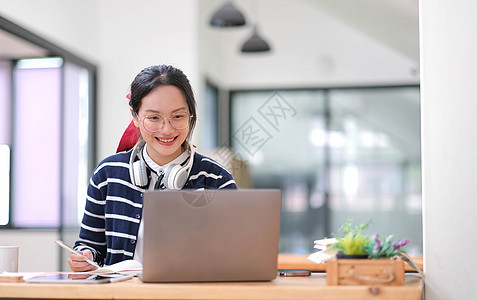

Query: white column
[420,0,477,298]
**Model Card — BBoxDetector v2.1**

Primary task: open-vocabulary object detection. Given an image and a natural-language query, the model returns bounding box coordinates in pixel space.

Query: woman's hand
[67,250,98,272]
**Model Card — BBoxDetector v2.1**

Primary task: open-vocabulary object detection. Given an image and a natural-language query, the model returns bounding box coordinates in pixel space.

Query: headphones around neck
[129,140,195,190]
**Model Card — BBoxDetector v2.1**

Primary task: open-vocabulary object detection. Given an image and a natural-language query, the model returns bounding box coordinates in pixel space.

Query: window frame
[0,15,97,229]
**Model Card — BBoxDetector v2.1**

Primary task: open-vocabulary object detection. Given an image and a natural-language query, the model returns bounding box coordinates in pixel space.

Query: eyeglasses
[136,112,192,133]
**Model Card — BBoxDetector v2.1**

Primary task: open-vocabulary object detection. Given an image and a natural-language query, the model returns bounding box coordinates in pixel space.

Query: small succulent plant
[331,219,410,258]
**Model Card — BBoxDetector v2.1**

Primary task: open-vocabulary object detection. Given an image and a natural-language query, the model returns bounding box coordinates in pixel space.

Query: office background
[0,1,475,299]
[0,0,420,265]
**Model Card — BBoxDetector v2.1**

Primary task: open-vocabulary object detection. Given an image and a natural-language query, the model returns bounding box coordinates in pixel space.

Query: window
[12,58,62,227]
[0,57,95,228]
[0,15,97,229]
[202,81,219,149]
[230,86,421,254]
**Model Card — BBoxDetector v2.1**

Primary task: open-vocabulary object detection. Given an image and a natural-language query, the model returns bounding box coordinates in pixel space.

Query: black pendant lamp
[241,25,271,53]
[210,0,246,27]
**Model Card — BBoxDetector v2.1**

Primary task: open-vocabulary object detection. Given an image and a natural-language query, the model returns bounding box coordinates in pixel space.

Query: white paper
[90,260,143,275]
[307,248,338,264]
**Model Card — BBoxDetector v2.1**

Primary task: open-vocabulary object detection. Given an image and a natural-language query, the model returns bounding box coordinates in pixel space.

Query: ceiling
[306,0,419,62]
[0,0,419,63]
[0,28,48,60]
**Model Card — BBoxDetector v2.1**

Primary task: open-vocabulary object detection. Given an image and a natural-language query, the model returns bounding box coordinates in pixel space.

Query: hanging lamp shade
[210,0,246,27]
[241,26,271,53]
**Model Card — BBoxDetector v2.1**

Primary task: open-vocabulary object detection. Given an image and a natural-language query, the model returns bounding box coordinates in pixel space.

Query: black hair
[129,65,197,147]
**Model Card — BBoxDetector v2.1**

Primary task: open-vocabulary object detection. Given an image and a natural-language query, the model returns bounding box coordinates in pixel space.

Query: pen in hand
[55,240,100,269]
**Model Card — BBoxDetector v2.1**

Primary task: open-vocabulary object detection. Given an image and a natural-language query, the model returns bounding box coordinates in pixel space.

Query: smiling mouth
[156,137,176,143]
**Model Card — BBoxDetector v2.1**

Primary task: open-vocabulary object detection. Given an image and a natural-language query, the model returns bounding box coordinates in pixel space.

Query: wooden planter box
[326,258,404,286]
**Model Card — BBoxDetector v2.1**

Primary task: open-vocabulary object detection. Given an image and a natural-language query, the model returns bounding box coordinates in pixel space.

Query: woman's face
[133,85,190,166]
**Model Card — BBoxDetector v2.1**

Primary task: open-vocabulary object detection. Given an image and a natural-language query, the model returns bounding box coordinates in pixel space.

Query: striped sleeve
[75,166,108,265]
[74,152,145,266]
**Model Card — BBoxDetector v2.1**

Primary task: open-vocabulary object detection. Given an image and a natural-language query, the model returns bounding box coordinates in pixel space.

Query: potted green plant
[331,219,370,259]
[325,219,411,286]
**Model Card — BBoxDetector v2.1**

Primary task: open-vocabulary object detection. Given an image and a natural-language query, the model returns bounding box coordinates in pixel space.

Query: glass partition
[230,86,421,254]
[12,58,62,227]
[328,88,421,254]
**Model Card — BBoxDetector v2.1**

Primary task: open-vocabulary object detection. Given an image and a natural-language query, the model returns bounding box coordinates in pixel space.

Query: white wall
[94,0,200,160]
[420,0,477,299]
[0,230,59,272]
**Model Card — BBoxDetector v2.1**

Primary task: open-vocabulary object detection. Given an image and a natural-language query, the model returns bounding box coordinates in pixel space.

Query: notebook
[140,189,281,282]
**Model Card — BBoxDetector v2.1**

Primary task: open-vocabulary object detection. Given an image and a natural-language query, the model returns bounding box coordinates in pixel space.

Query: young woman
[69,65,237,272]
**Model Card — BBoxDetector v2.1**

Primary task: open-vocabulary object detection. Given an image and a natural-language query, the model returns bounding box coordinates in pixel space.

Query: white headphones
[129,140,195,190]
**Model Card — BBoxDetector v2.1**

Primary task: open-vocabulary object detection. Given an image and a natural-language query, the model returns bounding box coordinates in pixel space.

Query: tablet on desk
[26,273,133,284]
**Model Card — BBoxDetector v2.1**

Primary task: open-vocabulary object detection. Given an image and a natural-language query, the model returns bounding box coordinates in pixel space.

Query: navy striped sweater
[74,149,237,266]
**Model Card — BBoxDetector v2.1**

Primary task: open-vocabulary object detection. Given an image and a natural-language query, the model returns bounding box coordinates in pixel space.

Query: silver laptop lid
[141,189,281,282]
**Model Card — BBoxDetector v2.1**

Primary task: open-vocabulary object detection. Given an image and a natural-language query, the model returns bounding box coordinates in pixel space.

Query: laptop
[140,189,281,282]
